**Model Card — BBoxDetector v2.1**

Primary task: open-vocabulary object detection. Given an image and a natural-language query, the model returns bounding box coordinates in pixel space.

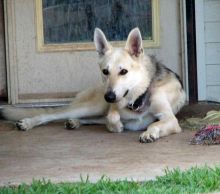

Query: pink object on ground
[190,125,220,145]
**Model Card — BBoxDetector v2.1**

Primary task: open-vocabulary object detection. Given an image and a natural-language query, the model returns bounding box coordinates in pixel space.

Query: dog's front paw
[16,119,33,131]
[65,119,81,130]
[106,110,123,133]
[107,121,124,133]
[139,127,160,143]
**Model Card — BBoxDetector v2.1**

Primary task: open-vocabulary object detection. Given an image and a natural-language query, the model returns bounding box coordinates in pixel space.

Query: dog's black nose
[104,91,116,103]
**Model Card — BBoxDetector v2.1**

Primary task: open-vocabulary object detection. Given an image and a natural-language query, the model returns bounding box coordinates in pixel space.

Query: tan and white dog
[0,28,186,143]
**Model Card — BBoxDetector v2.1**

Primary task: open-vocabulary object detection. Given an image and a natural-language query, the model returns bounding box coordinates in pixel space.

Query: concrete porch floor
[0,104,220,186]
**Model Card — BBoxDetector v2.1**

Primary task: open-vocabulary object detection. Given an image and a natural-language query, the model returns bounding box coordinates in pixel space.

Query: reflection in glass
[42,0,152,44]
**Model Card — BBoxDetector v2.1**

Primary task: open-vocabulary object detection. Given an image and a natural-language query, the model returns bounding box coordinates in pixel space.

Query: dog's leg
[65,117,106,130]
[139,115,181,143]
[106,104,123,133]
[139,94,182,143]
[16,101,108,131]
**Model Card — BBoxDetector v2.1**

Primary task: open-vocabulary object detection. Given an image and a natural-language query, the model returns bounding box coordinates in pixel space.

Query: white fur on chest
[119,107,149,121]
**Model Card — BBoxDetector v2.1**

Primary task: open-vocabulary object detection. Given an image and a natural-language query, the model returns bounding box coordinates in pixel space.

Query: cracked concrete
[0,104,220,186]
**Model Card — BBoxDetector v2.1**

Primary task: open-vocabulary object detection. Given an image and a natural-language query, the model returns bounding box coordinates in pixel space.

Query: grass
[1,166,220,194]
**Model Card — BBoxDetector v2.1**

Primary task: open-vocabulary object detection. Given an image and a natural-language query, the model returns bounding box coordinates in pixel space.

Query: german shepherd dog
[0,28,186,143]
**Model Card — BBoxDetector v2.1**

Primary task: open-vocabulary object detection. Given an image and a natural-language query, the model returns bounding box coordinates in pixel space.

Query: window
[36,0,160,52]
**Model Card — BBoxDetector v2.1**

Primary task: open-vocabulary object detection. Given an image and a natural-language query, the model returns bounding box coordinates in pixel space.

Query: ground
[0,103,220,186]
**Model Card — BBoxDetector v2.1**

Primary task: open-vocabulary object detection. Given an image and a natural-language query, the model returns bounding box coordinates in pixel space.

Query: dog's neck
[125,56,155,112]
[127,82,152,112]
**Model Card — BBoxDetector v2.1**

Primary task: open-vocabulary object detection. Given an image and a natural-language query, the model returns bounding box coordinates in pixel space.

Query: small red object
[190,125,220,145]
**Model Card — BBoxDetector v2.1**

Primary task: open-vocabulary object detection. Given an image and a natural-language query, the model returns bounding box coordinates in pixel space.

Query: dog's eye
[119,69,128,75]
[102,69,109,75]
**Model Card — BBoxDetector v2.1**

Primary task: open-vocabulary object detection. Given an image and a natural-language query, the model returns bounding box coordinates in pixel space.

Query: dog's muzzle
[104,91,116,103]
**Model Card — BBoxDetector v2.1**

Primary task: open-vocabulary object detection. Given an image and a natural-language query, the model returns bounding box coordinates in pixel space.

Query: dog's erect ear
[125,28,143,57]
[94,28,111,56]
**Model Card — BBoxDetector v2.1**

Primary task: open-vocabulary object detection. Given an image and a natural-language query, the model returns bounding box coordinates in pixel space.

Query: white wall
[147,0,182,75]
[10,0,182,103]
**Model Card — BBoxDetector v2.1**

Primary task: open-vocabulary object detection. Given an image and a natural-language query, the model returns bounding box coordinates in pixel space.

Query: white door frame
[180,0,189,102]
[4,0,19,104]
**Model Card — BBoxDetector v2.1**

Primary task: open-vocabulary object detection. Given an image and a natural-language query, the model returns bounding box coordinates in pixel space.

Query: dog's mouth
[123,90,129,97]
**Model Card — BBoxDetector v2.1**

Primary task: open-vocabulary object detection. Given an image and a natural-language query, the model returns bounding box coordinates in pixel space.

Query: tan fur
[1,28,186,143]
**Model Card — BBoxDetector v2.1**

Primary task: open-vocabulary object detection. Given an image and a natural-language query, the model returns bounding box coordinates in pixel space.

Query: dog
[0,28,186,143]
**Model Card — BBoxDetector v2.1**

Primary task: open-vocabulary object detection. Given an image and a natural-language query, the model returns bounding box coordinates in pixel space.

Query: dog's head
[94,28,147,103]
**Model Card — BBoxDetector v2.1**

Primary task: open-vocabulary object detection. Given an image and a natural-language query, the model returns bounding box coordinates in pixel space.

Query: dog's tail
[0,106,63,121]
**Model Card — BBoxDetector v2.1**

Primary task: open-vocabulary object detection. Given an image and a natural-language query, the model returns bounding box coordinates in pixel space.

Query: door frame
[0,0,7,102]
[185,0,198,103]
[4,0,19,104]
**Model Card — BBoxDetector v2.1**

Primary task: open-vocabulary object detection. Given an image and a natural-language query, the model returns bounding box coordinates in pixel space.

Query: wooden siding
[204,0,220,102]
